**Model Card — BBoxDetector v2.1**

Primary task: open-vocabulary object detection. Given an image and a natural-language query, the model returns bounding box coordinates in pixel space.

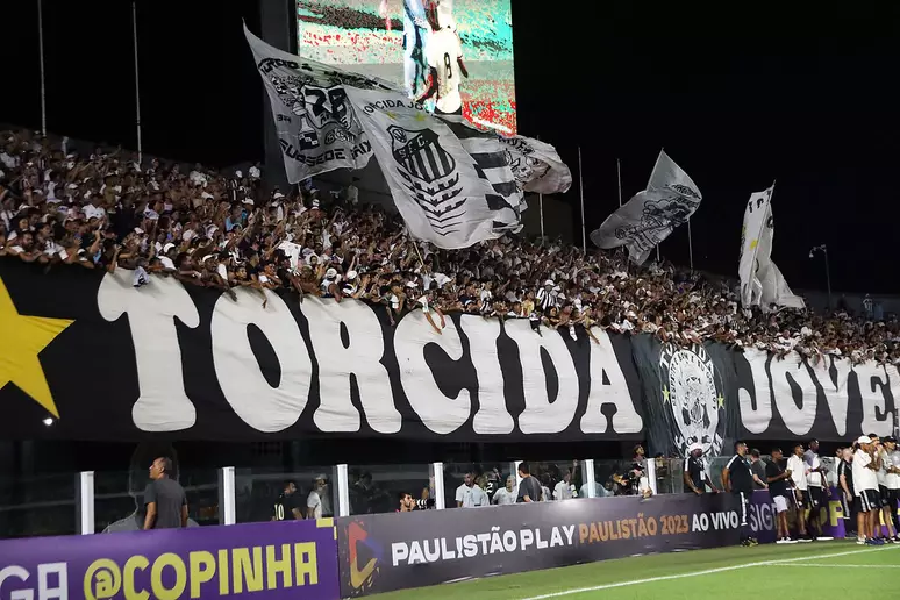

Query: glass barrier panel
[0,473,78,538]
[347,464,431,515]
[585,459,621,498]
[442,462,517,508]
[235,467,338,522]
[518,459,582,501]
[591,457,652,497]
[94,469,219,533]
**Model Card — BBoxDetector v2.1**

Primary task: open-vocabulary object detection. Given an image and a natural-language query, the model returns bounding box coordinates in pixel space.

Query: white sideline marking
[781,563,900,568]
[518,546,900,600]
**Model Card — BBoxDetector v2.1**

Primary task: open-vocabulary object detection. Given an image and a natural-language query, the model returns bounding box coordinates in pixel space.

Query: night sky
[2,1,898,293]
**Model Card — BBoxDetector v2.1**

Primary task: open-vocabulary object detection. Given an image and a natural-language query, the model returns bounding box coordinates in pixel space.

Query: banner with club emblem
[344,87,514,248]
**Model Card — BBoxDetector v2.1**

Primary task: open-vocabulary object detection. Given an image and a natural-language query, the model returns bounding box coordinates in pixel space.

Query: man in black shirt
[516,462,543,502]
[273,480,303,521]
[722,441,766,546]
[837,447,856,536]
[765,448,794,543]
[684,443,718,494]
[143,457,187,530]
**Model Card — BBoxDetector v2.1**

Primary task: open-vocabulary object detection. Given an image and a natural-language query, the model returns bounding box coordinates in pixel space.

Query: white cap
[163,243,176,253]
[857,435,871,445]
[325,268,337,279]
[347,270,358,280]
[273,192,285,199]
[689,443,703,453]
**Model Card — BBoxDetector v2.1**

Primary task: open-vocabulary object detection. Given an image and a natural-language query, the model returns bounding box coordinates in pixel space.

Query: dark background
[2,0,899,294]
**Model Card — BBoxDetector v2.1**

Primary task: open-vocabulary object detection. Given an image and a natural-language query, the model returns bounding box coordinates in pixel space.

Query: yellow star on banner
[0,277,73,417]
[717,394,725,409]
[750,240,758,250]
[385,111,397,120]
[414,112,427,122]
[662,388,671,403]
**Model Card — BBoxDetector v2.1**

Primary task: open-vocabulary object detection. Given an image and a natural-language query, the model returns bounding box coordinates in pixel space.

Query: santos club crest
[659,343,726,457]
[389,125,465,236]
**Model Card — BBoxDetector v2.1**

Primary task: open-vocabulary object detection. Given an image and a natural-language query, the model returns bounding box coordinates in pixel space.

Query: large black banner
[0,261,895,442]
[336,494,741,597]
[0,261,644,441]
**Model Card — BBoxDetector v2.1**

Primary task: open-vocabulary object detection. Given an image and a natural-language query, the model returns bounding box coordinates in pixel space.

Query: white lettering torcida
[458,315,514,435]
[98,270,199,430]
[581,327,642,434]
[210,289,312,432]
[394,311,470,434]
[302,298,401,434]
[504,320,579,434]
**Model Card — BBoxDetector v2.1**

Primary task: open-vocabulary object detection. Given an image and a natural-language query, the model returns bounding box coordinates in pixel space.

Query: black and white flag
[591,151,701,264]
[738,186,804,311]
[345,86,519,248]
[497,135,572,194]
[244,25,384,182]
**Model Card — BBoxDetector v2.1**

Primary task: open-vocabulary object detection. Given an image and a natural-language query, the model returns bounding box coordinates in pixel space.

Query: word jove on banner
[0,520,340,600]
[336,494,741,597]
[0,260,895,441]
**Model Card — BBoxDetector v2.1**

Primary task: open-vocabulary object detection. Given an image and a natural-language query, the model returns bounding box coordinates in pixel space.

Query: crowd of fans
[2,128,899,365]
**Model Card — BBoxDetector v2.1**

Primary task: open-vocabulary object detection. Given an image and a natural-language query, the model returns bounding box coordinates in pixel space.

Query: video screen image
[296,0,517,134]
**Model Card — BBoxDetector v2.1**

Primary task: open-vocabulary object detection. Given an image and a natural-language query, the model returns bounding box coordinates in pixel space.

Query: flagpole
[539,193,544,239]
[132,1,143,164]
[616,158,622,207]
[578,146,586,253]
[37,0,47,135]
[687,218,693,271]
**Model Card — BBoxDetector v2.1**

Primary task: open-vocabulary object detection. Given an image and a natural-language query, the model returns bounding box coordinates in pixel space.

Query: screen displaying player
[296,0,516,134]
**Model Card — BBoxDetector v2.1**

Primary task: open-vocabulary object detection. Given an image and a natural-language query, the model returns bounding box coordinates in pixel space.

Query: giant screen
[296,0,516,134]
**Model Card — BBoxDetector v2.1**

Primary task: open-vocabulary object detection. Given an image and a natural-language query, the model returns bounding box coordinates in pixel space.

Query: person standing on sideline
[456,472,488,507]
[273,480,303,521]
[852,436,882,545]
[883,436,900,542]
[722,441,766,546]
[143,457,187,530]
[837,447,856,537]
[684,443,718,494]
[786,443,810,540]
[749,449,767,490]
[765,449,795,544]
[804,439,832,541]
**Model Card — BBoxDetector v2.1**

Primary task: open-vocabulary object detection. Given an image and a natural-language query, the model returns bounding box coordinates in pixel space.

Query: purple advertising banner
[747,488,847,543]
[0,519,340,600]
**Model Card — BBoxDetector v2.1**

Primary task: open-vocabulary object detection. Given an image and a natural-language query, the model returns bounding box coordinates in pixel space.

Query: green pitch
[368,542,900,600]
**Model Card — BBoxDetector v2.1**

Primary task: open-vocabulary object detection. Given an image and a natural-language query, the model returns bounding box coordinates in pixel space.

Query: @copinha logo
[347,520,383,591]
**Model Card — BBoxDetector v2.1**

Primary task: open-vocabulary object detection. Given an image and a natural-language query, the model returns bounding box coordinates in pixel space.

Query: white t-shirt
[553,480,574,500]
[804,449,823,487]
[426,27,463,114]
[876,449,888,487]
[455,484,487,507]
[852,450,878,492]
[307,490,322,519]
[492,487,517,506]
[886,450,900,490]
[786,455,808,491]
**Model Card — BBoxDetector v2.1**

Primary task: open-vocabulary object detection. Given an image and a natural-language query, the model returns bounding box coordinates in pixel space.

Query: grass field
[367,542,900,600]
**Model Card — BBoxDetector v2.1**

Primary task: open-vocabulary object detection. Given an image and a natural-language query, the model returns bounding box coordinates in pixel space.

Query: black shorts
[794,489,809,509]
[856,489,882,513]
[882,487,900,509]
[807,486,828,510]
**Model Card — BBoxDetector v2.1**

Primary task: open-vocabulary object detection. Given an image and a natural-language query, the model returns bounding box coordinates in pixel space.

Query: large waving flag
[591,151,701,264]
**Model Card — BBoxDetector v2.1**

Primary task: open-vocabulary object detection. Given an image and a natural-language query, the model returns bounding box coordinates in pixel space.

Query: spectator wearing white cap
[852,435,881,545]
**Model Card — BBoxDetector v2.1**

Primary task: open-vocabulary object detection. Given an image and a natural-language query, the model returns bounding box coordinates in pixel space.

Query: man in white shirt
[491,476,517,506]
[786,444,809,540]
[883,436,900,542]
[852,436,882,545]
[874,436,897,542]
[306,474,329,519]
[553,470,575,500]
[420,18,468,115]
[455,472,487,507]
